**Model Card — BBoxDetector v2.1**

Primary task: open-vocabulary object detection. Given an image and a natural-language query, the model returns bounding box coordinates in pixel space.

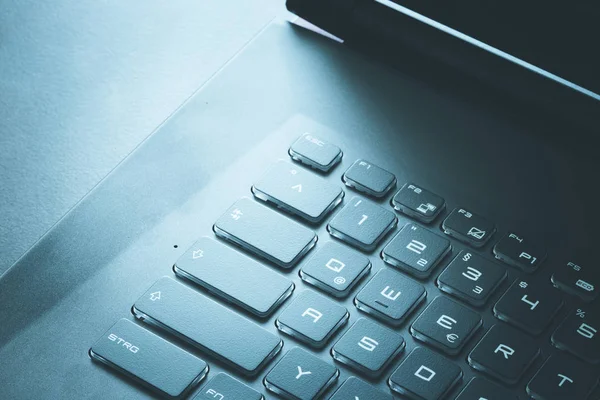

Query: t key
[494,278,563,335]
[527,353,599,400]
[327,196,397,251]
[252,160,344,223]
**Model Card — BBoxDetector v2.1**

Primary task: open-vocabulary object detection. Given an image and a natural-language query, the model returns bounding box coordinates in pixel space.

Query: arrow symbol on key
[291,184,302,193]
[149,292,161,301]
[192,249,204,259]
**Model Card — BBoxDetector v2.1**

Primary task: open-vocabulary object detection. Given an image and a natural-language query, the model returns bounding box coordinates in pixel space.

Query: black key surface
[437,250,507,306]
[388,346,462,400]
[89,318,208,399]
[132,277,282,376]
[194,373,263,400]
[299,241,371,298]
[276,290,349,348]
[455,377,519,400]
[354,268,426,326]
[252,160,344,223]
[173,237,294,317]
[468,324,540,384]
[329,376,394,400]
[494,278,563,335]
[331,317,405,377]
[552,260,599,302]
[342,159,396,198]
[213,197,317,268]
[391,183,445,223]
[493,232,546,273]
[441,207,496,248]
[327,196,397,251]
[381,223,451,278]
[263,347,339,400]
[410,296,483,355]
[527,353,599,400]
[289,133,342,172]
[552,307,600,364]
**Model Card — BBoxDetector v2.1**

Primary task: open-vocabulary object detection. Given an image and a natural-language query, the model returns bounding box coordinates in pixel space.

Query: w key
[252,160,344,223]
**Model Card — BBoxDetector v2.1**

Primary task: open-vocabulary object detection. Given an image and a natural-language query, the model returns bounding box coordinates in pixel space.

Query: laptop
[1,0,598,399]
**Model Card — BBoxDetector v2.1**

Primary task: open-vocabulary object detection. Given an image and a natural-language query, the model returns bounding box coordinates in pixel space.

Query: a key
[527,353,599,400]
[493,278,563,335]
[194,373,263,400]
[552,260,599,302]
[276,290,349,348]
[173,237,294,317]
[342,159,396,198]
[410,296,483,355]
[263,347,339,400]
[89,319,208,399]
[327,196,397,251]
[329,376,394,400]
[381,223,451,278]
[552,307,600,364]
[388,347,462,400]
[436,250,507,306]
[252,160,344,223]
[442,208,496,248]
[288,133,343,172]
[493,232,546,273]
[213,197,317,268]
[468,324,540,384]
[299,241,371,298]
[331,318,405,377]
[455,377,519,400]
[391,183,445,223]
[354,268,426,326]
[132,277,282,376]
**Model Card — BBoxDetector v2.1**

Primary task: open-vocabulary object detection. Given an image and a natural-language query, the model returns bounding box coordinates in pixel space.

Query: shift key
[213,197,317,268]
[89,318,209,399]
[132,277,283,376]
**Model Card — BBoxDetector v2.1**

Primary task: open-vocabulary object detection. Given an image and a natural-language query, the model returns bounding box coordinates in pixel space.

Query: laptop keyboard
[89,133,600,399]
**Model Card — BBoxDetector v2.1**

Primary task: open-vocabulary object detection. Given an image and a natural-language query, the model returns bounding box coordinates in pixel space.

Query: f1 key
[132,277,283,376]
[89,318,208,399]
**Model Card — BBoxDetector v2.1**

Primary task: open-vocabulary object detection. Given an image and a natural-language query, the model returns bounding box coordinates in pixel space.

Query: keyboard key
[331,318,405,377]
[252,160,344,223]
[289,133,342,172]
[327,196,397,251]
[493,278,563,335]
[213,197,317,268]
[388,347,462,400]
[410,296,483,355]
[468,324,540,384]
[299,241,371,298]
[493,232,546,273]
[527,353,598,400]
[552,260,599,302]
[342,159,396,198]
[329,376,394,400]
[455,377,519,400]
[276,290,349,348]
[441,208,496,248]
[264,347,339,400]
[194,373,263,400]
[354,268,426,326]
[436,250,507,306]
[132,277,282,376]
[552,307,600,364]
[391,183,445,223]
[381,223,451,279]
[89,319,208,399]
[173,237,294,317]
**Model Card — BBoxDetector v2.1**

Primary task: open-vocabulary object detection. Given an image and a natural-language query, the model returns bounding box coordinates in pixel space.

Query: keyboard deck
[90,131,600,399]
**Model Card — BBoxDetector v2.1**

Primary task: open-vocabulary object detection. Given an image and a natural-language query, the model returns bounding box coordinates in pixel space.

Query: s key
[89,319,208,399]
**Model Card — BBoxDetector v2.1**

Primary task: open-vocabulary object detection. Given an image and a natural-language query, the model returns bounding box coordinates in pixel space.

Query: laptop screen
[384,0,600,97]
